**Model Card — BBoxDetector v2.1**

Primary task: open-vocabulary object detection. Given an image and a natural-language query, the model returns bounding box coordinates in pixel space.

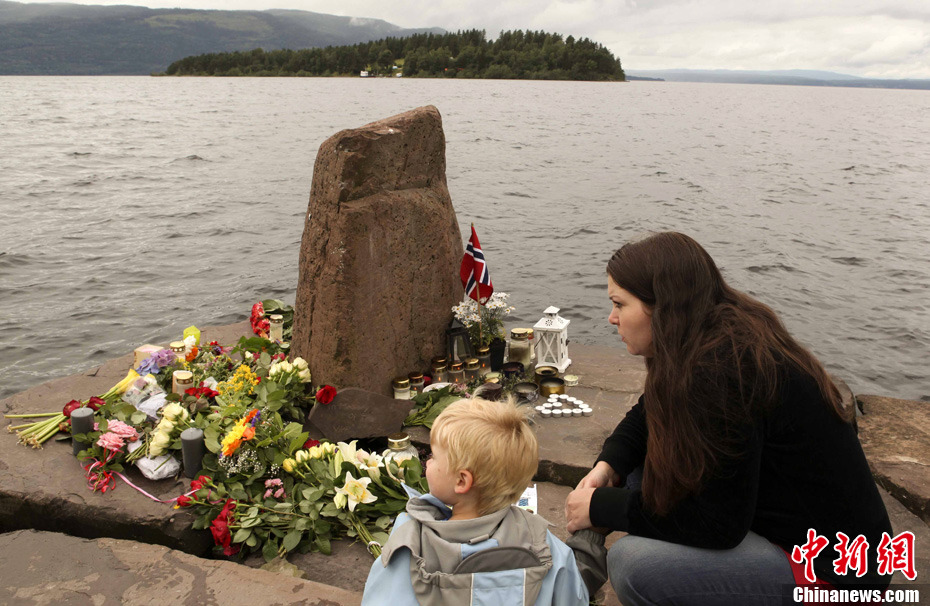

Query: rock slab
[307,387,413,442]
[0,529,361,606]
[292,105,464,396]
[857,394,930,524]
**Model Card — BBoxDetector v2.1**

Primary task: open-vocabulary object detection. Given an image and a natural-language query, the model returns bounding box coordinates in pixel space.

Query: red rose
[176,494,192,507]
[250,302,264,319]
[62,399,83,418]
[423,375,433,387]
[303,438,320,449]
[87,396,106,411]
[191,474,211,491]
[210,498,240,556]
[315,385,337,405]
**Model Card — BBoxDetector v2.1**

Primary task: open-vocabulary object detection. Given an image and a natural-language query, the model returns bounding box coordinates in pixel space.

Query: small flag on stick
[460,225,493,304]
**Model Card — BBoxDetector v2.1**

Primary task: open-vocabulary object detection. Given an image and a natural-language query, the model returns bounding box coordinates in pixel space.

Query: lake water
[1,76,928,401]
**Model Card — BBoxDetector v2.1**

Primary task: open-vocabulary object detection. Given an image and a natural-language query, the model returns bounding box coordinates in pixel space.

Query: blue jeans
[607,469,795,606]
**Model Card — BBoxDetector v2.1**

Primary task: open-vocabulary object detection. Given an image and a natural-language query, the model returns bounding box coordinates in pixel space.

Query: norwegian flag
[460,225,493,304]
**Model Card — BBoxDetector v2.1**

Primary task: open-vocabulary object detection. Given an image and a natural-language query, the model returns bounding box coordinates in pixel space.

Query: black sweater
[590,366,893,588]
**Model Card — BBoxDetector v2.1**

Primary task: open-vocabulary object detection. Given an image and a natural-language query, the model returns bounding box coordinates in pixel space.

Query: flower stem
[4,412,61,419]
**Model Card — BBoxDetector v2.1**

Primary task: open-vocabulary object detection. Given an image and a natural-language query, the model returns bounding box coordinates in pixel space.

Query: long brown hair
[607,232,847,515]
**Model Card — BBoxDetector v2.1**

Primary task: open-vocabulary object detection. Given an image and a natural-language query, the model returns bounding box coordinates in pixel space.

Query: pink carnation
[106,420,139,442]
[96,432,125,452]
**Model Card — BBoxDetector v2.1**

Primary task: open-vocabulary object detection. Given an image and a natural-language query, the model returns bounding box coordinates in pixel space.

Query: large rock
[292,106,464,396]
[857,394,930,524]
[0,529,362,606]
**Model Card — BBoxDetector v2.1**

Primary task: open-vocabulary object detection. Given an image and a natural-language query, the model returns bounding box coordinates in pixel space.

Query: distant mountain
[625,68,930,91]
[0,1,445,75]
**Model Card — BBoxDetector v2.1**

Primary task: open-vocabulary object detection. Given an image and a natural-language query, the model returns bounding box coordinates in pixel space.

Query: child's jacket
[361,488,590,606]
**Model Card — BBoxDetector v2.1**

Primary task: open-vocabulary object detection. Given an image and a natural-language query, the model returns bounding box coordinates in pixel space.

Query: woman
[564,232,892,605]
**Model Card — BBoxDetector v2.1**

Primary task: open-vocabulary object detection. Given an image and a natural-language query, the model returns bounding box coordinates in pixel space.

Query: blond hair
[430,396,538,516]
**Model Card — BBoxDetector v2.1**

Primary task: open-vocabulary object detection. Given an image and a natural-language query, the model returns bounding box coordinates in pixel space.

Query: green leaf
[320,503,340,517]
[233,528,252,543]
[262,538,279,563]
[273,502,293,512]
[295,518,312,532]
[259,352,272,367]
[301,487,325,502]
[246,534,259,547]
[130,411,147,425]
[314,536,331,555]
[241,516,262,528]
[375,515,392,529]
[282,529,302,552]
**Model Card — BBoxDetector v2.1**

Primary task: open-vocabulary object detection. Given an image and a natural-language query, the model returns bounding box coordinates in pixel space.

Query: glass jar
[476,346,491,377]
[408,372,425,396]
[172,370,194,395]
[268,314,284,341]
[508,329,532,369]
[383,432,419,465]
[431,356,448,369]
[392,377,411,400]
[169,340,185,361]
[464,358,480,382]
[526,328,536,362]
[448,361,465,384]
[431,363,447,383]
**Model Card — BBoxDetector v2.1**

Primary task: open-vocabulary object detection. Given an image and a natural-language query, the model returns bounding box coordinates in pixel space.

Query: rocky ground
[1,323,927,605]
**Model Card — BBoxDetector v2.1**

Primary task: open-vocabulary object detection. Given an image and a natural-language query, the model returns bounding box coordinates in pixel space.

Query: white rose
[298,368,311,383]
[158,419,176,435]
[279,361,293,374]
[161,403,184,422]
[149,431,172,457]
[293,357,308,371]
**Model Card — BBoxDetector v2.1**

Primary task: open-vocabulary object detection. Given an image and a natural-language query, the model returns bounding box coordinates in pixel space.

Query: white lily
[356,449,383,482]
[335,472,377,512]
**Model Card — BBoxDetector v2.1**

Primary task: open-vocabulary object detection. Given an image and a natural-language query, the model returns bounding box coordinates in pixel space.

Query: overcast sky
[31,0,930,78]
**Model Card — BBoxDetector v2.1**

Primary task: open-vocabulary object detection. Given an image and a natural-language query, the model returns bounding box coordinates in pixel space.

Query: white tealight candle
[582,408,593,416]
[541,409,552,418]
[572,409,583,417]
[552,409,563,417]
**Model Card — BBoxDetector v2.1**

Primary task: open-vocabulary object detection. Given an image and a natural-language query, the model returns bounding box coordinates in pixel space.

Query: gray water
[1,77,928,401]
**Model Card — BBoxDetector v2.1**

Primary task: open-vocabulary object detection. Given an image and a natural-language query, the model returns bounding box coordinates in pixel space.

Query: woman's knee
[607,536,665,605]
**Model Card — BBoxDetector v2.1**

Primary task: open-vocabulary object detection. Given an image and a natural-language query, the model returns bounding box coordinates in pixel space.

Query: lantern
[533,306,571,372]
[446,318,475,362]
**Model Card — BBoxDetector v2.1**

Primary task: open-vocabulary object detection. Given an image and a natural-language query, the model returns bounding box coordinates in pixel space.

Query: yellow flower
[282,458,297,473]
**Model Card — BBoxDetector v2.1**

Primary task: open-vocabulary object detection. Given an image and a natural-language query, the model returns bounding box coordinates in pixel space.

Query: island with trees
[164,29,625,81]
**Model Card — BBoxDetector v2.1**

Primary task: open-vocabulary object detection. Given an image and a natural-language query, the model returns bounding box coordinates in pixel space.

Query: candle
[180,427,205,478]
[71,407,94,456]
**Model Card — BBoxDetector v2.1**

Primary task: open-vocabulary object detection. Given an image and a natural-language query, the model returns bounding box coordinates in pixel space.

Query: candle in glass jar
[172,370,194,394]
[268,314,284,341]
[464,358,480,382]
[476,346,491,377]
[448,361,465,384]
[392,377,411,400]
[408,372,425,396]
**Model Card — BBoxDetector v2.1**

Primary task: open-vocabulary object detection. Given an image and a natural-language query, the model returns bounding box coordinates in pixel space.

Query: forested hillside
[166,29,625,81]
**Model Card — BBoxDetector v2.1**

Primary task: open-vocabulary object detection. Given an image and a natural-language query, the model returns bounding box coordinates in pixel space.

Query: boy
[361,397,605,605]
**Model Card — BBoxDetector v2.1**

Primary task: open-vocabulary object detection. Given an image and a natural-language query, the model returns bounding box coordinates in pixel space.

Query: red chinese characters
[833,532,870,578]
[876,531,916,580]
[792,529,831,583]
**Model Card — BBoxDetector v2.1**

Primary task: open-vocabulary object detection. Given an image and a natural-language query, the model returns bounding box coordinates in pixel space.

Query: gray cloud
[29,0,930,78]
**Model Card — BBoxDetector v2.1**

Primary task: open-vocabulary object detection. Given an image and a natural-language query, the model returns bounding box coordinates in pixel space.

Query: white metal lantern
[533,306,571,372]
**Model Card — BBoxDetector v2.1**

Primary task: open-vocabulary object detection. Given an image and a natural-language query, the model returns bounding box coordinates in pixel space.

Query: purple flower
[250,411,261,427]
[135,349,177,375]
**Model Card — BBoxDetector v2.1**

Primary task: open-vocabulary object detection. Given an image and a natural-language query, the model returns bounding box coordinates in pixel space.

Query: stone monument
[292,105,464,396]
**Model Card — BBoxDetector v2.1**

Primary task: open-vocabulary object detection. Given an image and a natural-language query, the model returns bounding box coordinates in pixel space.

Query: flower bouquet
[181,437,428,561]
[452,291,515,350]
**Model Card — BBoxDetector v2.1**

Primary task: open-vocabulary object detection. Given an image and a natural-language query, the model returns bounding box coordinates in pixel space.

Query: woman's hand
[576,461,619,490]
[564,487,597,533]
